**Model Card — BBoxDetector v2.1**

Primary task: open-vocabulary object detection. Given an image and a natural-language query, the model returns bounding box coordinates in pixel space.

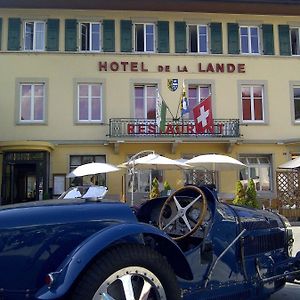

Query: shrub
[233,181,246,206]
[245,179,259,208]
[149,177,160,199]
[233,179,259,208]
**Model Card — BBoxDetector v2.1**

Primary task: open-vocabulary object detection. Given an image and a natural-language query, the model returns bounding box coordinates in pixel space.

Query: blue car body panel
[0,186,299,300]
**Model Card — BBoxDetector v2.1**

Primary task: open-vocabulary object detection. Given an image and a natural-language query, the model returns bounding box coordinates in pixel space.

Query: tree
[245,178,259,208]
[233,180,246,205]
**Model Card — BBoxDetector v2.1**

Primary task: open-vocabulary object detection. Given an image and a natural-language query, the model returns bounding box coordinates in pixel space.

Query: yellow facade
[0,2,299,204]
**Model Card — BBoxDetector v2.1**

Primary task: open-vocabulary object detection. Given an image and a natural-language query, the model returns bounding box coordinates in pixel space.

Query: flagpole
[175,84,182,120]
[157,89,175,119]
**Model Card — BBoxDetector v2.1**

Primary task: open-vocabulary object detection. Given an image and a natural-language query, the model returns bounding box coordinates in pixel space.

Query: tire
[71,243,181,300]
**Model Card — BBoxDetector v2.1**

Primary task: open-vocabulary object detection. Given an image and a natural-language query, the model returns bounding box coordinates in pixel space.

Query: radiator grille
[244,231,285,256]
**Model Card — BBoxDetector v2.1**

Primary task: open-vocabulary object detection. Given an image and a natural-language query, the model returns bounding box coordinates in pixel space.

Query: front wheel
[71,244,181,300]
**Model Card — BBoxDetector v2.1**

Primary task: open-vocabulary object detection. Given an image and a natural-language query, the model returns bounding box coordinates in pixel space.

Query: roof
[0,0,300,15]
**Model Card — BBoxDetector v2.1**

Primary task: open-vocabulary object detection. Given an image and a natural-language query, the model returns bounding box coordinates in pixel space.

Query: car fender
[36,222,192,299]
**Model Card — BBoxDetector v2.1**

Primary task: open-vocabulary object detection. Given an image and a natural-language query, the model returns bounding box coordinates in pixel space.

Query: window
[80,22,101,51]
[241,85,264,122]
[187,24,208,53]
[134,23,155,52]
[128,169,163,194]
[293,86,300,122]
[291,27,300,55]
[19,83,45,122]
[186,85,211,119]
[134,85,157,119]
[239,155,272,192]
[69,155,106,186]
[24,21,45,51]
[77,84,102,122]
[240,26,260,54]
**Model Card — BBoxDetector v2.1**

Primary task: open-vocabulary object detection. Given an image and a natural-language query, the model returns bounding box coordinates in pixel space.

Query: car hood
[0,199,137,229]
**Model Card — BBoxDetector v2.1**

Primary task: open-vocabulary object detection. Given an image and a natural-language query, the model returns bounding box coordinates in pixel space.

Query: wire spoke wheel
[92,266,166,300]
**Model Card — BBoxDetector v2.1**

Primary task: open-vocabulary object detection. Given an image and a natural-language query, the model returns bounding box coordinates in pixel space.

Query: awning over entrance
[0,141,55,153]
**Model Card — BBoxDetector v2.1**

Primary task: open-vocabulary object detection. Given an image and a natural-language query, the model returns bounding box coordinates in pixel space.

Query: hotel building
[0,0,299,204]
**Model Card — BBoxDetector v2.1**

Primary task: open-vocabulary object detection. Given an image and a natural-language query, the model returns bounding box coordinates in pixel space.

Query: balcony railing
[109,118,240,139]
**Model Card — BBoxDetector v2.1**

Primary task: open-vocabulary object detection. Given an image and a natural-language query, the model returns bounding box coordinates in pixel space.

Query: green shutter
[103,20,115,52]
[65,19,77,51]
[175,21,186,53]
[0,18,2,50]
[278,25,291,56]
[227,23,239,54]
[262,24,274,55]
[8,18,21,51]
[120,20,132,52]
[157,21,169,53]
[210,22,223,54]
[46,19,59,51]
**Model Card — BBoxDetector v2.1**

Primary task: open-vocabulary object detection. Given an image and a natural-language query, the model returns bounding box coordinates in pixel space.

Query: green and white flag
[156,90,166,132]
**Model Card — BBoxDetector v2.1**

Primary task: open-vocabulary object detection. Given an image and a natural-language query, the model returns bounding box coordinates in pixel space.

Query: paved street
[269,226,300,300]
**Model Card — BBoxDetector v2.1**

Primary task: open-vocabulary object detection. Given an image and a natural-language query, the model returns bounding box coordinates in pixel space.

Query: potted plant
[163,180,172,196]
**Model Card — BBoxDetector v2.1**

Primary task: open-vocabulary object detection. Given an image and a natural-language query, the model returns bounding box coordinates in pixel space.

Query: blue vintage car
[0,185,299,300]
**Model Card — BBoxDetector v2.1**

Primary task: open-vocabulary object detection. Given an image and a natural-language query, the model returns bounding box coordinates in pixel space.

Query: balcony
[109,118,240,140]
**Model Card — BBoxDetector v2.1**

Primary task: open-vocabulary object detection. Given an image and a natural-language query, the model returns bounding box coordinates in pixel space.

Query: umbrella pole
[131,165,135,206]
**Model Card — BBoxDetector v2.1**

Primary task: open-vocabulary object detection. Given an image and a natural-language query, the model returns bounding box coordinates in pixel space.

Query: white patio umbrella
[278,157,300,169]
[186,154,246,171]
[120,153,191,170]
[66,162,120,178]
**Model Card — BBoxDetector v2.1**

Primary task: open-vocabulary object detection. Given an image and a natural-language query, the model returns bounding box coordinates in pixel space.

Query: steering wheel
[158,185,207,241]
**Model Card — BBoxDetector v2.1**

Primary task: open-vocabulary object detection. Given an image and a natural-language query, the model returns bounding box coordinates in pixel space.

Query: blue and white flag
[180,82,189,116]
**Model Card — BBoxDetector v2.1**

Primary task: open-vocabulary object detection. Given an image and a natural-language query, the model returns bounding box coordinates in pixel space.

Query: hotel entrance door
[1,151,49,205]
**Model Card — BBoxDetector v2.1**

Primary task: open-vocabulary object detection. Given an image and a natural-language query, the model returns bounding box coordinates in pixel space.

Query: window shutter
[227,23,239,54]
[120,20,132,52]
[65,19,77,51]
[157,21,169,53]
[0,18,2,50]
[175,21,186,53]
[210,22,223,54]
[103,20,115,52]
[47,19,60,51]
[8,18,21,51]
[278,25,291,56]
[262,24,274,55]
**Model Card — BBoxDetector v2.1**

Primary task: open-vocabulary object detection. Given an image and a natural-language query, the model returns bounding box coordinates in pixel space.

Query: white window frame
[239,155,273,193]
[134,84,158,119]
[183,84,211,120]
[19,83,46,123]
[77,83,103,123]
[239,25,260,55]
[24,21,46,51]
[134,23,155,53]
[292,84,300,123]
[79,22,102,52]
[290,27,300,56]
[241,85,265,123]
[187,24,208,54]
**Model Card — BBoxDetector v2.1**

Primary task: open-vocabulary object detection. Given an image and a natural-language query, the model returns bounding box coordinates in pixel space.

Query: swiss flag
[193,95,213,134]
